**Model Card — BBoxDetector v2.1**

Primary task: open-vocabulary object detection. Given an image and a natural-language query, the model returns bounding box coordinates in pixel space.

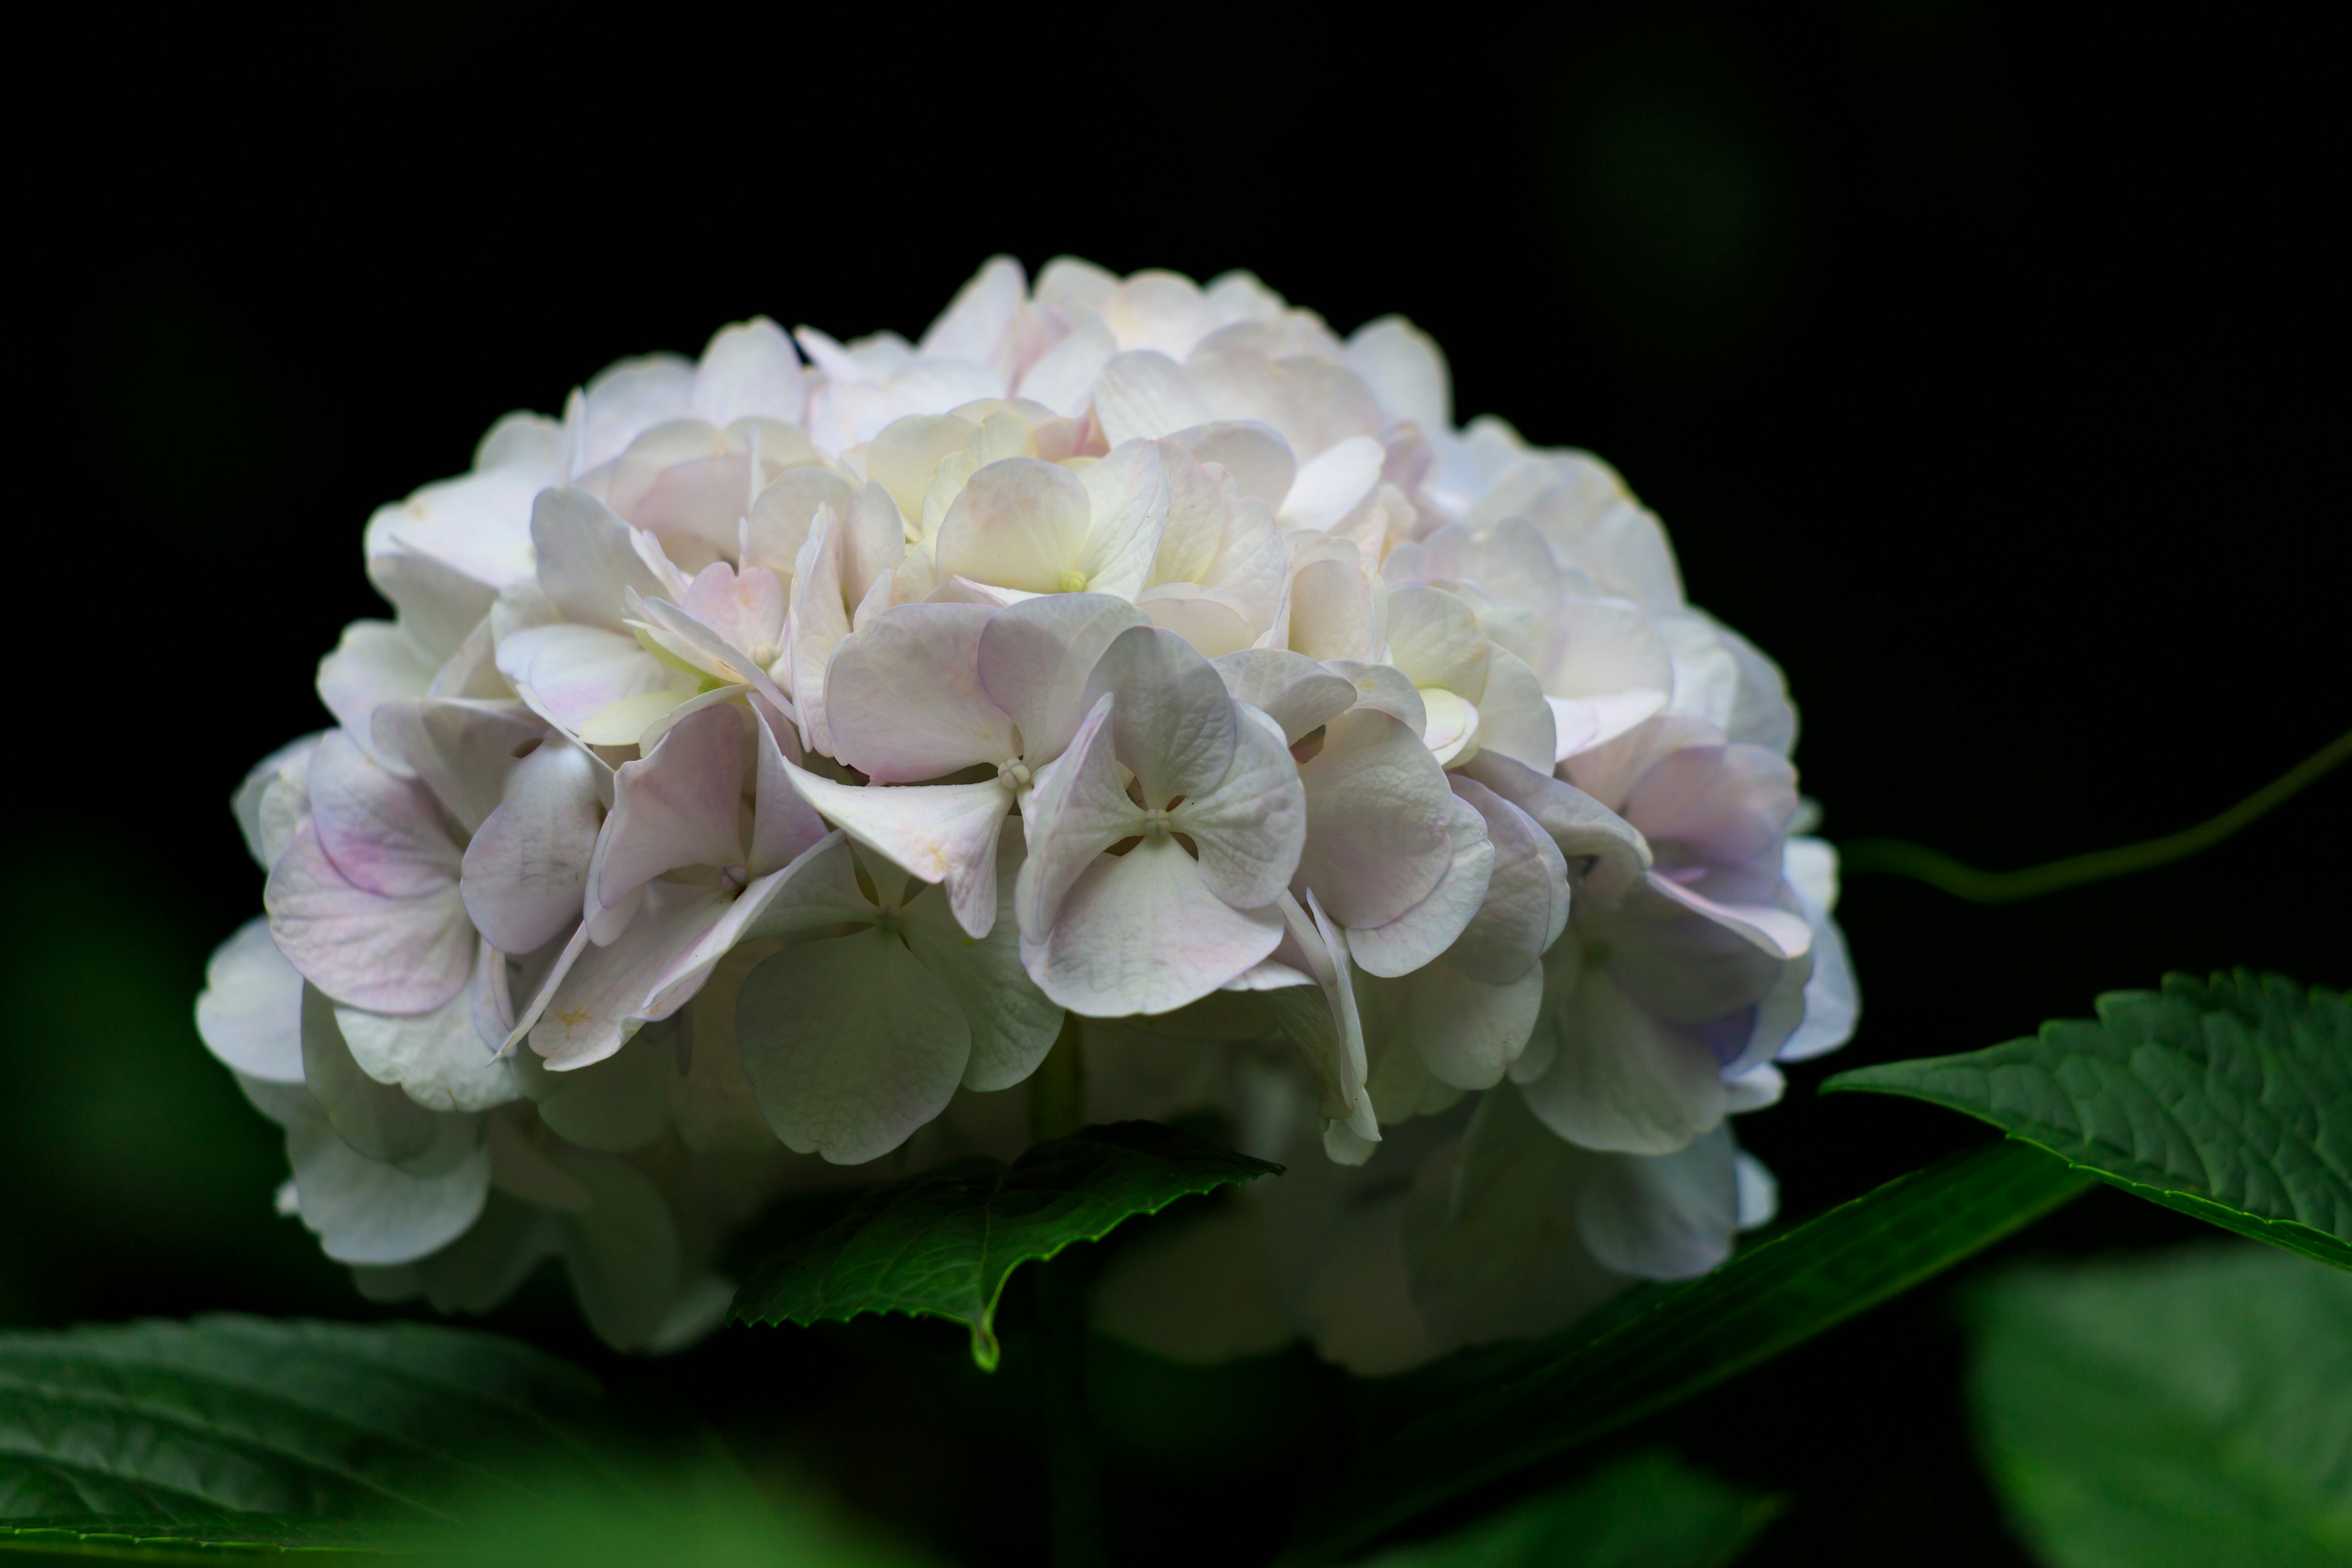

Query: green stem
[1839,726,2352,903]
[1028,1016,1103,1567]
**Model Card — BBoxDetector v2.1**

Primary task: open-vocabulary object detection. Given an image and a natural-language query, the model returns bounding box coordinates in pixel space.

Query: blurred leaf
[733,1121,1280,1370]
[407,1478,939,1568]
[1972,1242,2352,1567]
[1355,1449,1777,1567]
[0,1314,646,1554]
[1828,971,2352,1268]
[1284,1140,2089,1566]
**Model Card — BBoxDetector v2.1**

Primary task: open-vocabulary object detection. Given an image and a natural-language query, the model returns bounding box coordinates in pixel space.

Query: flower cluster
[198,257,1854,1360]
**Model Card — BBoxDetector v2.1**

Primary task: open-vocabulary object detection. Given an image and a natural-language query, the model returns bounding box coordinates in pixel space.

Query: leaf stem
[1839,725,2352,902]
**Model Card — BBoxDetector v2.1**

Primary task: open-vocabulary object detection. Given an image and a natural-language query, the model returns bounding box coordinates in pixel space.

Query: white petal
[266,818,472,1015]
[317,622,439,765]
[1468,647,1556,772]
[461,741,603,956]
[823,603,1019,780]
[785,765,1012,938]
[1211,649,1357,744]
[1520,968,1727,1155]
[1455,752,1652,907]
[1082,625,1237,806]
[496,623,674,736]
[1174,702,1309,913]
[336,948,521,1113]
[1643,872,1812,960]
[1344,316,1450,430]
[1073,440,1170,599]
[1012,695,1144,942]
[1164,420,1295,508]
[692,317,805,426]
[900,829,1063,1090]
[788,506,851,755]
[1384,583,1490,695]
[1277,435,1383,532]
[934,457,1093,594]
[1443,776,1570,983]
[530,881,733,1068]
[1016,312,1117,418]
[1576,1126,1739,1278]
[1021,837,1282,1016]
[736,925,970,1163]
[920,255,1025,371]
[589,705,745,915]
[1322,660,1427,733]
[975,593,1148,763]
[287,1100,490,1266]
[531,488,667,631]
[1093,350,1215,445]
[1344,794,1492,977]
[195,919,306,1082]
[1294,708,1457,932]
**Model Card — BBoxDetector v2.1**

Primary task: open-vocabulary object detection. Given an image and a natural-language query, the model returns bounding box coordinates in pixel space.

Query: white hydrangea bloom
[200,256,1855,1360]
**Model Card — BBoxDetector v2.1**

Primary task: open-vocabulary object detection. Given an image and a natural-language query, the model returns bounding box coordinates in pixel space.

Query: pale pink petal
[531,880,734,1069]
[1256,891,1375,1145]
[1403,962,1545,1090]
[1211,649,1357,744]
[748,703,831,876]
[1621,744,1799,868]
[266,820,473,1014]
[461,740,604,955]
[1344,317,1451,431]
[788,505,850,755]
[370,698,544,837]
[1576,1127,1739,1279]
[1022,837,1283,1016]
[1286,556,1379,664]
[864,415,974,533]
[1444,777,1571,983]
[681,561,786,663]
[635,831,865,1022]
[1013,695,1145,942]
[975,593,1148,763]
[1172,703,1308,912]
[1166,420,1295,508]
[783,765,1013,940]
[1344,794,1492,977]
[1081,625,1236,805]
[823,603,1019,780]
[589,705,745,915]
[627,590,792,713]
[306,732,461,899]
[1293,709,1455,929]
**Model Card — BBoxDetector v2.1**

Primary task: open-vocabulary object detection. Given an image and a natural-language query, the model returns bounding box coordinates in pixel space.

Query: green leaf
[0,1314,647,1556]
[1971,1242,2352,1568]
[1355,1450,1779,1568]
[731,1120,1282,1370]
[1283,1140,2090,1566]
[1826,970,2352,1268]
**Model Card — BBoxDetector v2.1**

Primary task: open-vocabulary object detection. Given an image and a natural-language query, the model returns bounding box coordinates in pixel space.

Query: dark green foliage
[731,1121,1282,1370]
[1830,971,2351,1267]
[1971,1243,2352,1568]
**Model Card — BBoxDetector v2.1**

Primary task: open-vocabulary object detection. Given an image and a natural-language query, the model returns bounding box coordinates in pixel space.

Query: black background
[10,5,2344,1564]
